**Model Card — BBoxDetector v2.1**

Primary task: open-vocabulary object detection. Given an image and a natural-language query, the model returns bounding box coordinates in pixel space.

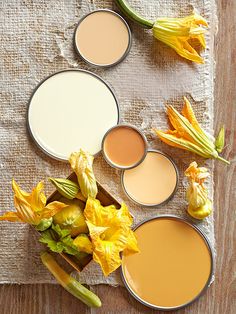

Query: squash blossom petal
[153,12,208,64]
[84,198,139,276]
[69,149,98,199]
[0,179,67,225]
[154,97,230,164]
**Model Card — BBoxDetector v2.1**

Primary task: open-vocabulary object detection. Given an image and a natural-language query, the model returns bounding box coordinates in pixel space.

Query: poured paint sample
[103,125,147,168]
[75,10,130,66]
[122,151,177,206]
[122,217,212,309]
[28,70,119,161]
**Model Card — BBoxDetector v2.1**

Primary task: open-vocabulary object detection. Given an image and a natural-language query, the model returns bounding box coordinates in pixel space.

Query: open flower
[69,149,97,199]
[0,180,67,226]
[115,1,208,63]
[154,97,230,164]
[84,198,139,276]
[153,12,208,63]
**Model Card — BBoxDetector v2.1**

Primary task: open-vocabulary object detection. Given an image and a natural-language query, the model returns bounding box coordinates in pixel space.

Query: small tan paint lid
[121,216,213,310]
[102,125,147,169]
[74,10,131,67]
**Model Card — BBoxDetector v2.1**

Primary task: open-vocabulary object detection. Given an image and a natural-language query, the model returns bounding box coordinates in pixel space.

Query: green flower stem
[216,155,230,165]
[41,252,102,308]
[115,0,154,29]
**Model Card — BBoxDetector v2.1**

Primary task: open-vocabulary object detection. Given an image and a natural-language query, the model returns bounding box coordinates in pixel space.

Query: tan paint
[103,126,146,167]
[123,151,177,205]
[75,11,130,65]
[122,217,212,308]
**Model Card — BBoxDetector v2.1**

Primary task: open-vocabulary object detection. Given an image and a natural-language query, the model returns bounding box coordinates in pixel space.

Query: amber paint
[122,217,212,309]
[103,126,146,167]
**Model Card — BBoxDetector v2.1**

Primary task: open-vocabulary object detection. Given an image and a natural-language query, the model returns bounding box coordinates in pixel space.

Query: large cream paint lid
[27,69,119,161]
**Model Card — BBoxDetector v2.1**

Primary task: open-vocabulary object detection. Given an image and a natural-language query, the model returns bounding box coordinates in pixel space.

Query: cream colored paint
[75,10,130,66]
[28,70,119,160]
[122,217,212,308]
[123,151,177,205]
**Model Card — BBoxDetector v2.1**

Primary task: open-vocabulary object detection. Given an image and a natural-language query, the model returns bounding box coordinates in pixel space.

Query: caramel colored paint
[103,126,146,167]
[122,217,212,308]
[75,11,130,66]
[123,151,177,205]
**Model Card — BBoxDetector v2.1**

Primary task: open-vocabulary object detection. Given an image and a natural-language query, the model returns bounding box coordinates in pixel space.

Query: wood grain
[0,0,235,313]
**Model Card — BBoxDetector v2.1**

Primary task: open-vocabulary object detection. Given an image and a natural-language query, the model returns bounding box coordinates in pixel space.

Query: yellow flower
[188,199,212,220]
[84,198,139,276]
[115,1,208,63]
[185,161,209,208]
[69,149,98,199]
[73,234,93,254]
[185,162,212,219]
[154,97,230,164]
[0,180,67,225]
[153,12,208,63]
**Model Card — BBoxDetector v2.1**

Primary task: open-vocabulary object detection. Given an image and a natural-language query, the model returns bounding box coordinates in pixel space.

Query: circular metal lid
[121,215,214,311]
[74,9,132,68]
[121,150,179,207]
[101,124,148,170]
[27,69,120,161]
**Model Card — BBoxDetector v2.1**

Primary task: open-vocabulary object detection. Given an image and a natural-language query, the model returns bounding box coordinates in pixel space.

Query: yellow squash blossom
[0,180,67,225]
[115,0,208,63]
[84,198,139,276]
[154,97,230,164]
[152,12,208,64]
[185,161,212,219]
[69,149,98,199]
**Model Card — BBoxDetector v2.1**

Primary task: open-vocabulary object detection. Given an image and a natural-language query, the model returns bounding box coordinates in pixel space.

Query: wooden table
[0,0,235,313]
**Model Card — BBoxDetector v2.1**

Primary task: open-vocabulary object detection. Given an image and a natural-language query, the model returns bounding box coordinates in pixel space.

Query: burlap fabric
[0,0,217,285]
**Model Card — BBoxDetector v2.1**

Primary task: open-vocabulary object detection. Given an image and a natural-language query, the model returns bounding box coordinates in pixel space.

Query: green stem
[216,155,230,165]
[41,252,101,308]
[115,0,154,29]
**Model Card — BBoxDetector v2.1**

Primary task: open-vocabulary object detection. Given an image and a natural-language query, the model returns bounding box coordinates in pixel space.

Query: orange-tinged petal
[84,198,138,276]
[153,11,207,63]
[182,97,215,148]
[12,179,46,213]
[13,197,39,224]
[30,181,47,212]
[0,211,23,222]
[182,97,205,135]
[92,238,123,276]
[123,229,139,255]
[154,129,187,150]
[167,105,196,141]
[155,130,211,158]
[42,201,68,219]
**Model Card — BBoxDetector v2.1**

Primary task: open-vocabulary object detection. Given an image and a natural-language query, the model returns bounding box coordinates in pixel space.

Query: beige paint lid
[122,150,178,206]
[74,10,131,67]
[122,216,213,310]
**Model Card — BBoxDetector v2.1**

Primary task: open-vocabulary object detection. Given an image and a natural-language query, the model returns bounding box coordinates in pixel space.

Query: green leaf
[39,229,64,253]
[39,224,79,255]
[52,223,70,238]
